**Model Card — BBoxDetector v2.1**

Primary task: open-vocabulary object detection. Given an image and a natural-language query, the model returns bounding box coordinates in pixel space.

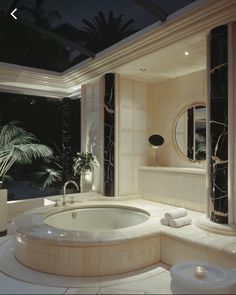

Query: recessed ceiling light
[184,51,189,56]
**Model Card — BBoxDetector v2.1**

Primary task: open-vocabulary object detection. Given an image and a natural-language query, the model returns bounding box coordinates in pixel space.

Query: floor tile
[99,287,145,294]
[0,235,11,245]
[145,271,172,294]
[0,272,66,294]
[65,287,100,294]
[99,264,168,287]
[106,270,172,294]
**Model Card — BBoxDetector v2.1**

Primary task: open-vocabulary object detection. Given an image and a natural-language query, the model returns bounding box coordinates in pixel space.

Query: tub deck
[12,197,236,276]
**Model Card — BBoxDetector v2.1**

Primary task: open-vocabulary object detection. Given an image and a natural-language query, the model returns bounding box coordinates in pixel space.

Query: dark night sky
[1,0,196,29]
[0,0,196,71]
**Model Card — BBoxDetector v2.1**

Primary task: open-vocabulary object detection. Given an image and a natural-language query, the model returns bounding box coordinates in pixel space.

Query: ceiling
[115,32,206,83]
[0,0,196,72]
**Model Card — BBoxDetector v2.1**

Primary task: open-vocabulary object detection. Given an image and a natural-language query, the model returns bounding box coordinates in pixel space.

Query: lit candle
[195,266,206,278]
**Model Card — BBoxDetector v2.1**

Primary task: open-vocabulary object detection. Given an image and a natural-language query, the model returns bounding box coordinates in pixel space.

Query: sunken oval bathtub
[13,203,160,276]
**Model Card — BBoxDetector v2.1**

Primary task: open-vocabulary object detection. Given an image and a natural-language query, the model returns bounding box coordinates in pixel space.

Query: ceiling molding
[0,0,235,98]
[0,84,68,98]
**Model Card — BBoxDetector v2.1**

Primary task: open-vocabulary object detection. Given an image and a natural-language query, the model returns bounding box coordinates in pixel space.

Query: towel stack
[160,208,192,228]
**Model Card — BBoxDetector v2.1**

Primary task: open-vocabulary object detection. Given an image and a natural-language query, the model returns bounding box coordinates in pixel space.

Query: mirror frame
[173,102,207,162]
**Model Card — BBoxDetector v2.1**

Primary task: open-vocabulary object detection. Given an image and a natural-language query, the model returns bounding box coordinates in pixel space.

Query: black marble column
[187,107,194,159]
[209,25,228,224]
[61,97,74,183]
[103,73,115,196]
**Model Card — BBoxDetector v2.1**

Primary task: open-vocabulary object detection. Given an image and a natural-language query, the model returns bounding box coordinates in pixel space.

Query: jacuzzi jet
[72,211,77,218]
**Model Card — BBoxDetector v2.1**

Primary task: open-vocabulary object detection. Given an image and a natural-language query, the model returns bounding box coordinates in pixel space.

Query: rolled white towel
[164,208,187,220]
[160,217,169,226]
[169,216,192,228]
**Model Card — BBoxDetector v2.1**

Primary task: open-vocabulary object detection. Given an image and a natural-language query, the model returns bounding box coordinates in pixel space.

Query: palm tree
[80,11,138,53]
[0,121,53,186]
[20,0,61,30]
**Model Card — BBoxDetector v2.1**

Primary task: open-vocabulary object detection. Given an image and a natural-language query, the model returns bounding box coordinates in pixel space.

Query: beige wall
[116,70,206,195]
[148,70,207,167]
[117,76,149,195]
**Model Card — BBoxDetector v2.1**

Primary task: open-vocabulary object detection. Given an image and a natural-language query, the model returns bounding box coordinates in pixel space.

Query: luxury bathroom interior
[0,0,236,294]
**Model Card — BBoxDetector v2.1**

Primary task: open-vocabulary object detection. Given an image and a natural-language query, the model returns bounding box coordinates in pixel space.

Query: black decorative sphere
[149,134,164,146]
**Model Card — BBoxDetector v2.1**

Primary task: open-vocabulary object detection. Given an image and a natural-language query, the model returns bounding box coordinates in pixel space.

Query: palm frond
[0,121,37,147]
[80,11,138,52]
[82,19,98,33]
[12,144,53,164]
[120,19,136,33]
[0,121,54,180]
[47,10,61,21]
[97,11,107,27]
[32,166,62,190]
[19,5,37,18]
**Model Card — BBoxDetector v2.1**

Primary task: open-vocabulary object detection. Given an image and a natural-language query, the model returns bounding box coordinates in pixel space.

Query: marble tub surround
[139,166,207,211]
[209,24,229,224]
[13,203,154,245]
[13,200,162,276]
[0,236,172,294]
[44,191,114,206]
[196,215,236,236]
[11,198,236,277]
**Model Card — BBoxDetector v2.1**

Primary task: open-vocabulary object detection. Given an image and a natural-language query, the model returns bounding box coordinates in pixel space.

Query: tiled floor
[0,232,172,294]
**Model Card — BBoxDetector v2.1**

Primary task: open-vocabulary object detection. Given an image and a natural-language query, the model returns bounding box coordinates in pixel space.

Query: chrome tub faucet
[62,180,79,206]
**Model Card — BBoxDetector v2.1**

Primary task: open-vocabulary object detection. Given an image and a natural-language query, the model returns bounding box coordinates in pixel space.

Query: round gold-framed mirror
[174,103,206,161]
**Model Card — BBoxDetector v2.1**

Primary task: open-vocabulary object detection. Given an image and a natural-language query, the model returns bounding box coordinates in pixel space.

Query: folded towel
[164,208,187,220]
[160,217,169,226]
[169,216,192,228]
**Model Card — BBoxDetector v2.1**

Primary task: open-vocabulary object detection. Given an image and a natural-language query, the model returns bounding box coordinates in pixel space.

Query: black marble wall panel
[209,25,228,224]
[61,97,74,182]
[104,73,115,196]
[187,107,194,159]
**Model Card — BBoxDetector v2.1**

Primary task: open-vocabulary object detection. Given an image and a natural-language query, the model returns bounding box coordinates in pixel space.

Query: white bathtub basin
[44,207,149,231]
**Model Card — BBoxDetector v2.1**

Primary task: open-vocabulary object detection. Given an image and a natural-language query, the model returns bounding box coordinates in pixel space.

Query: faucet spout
[63,180,79,206]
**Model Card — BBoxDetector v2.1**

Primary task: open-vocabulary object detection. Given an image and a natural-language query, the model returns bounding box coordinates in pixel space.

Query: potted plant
[73,152,96,192]
[0,121,53,236]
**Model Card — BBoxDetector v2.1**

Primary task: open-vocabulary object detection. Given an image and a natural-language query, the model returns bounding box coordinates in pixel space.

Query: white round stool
[170,261,236,294]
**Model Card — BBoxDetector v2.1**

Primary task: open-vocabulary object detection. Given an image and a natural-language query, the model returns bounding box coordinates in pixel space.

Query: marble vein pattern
[61,97,74,181]
[209,25,228,224]
[103,73,115,196]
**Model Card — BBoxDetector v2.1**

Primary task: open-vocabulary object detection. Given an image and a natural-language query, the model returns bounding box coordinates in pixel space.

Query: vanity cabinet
[139,166,207,211]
